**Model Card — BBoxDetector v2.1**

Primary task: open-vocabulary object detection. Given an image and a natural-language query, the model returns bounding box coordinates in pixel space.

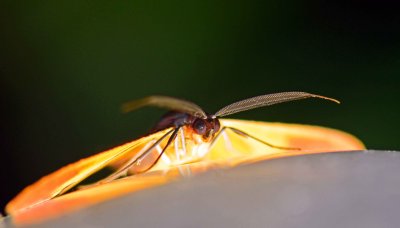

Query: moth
[8,91,362,225]
[106,91,340,182]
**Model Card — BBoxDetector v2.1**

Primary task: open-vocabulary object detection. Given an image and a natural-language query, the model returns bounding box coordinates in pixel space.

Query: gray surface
[7,150,400,228]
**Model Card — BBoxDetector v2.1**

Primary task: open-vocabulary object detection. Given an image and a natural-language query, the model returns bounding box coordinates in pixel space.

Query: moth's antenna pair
[121,92,340,118]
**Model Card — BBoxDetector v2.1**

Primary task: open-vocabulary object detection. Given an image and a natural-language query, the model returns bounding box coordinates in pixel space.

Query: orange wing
[206,119,364,165]
[6,128,173,215]
[6,120,365,225]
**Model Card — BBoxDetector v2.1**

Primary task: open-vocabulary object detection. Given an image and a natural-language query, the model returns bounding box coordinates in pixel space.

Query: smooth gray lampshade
[4,150,400,228]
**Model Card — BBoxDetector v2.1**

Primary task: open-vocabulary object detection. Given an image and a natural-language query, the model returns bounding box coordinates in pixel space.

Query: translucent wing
[122,96,207,119]
[5,128,173,215]
[215,92,340,117]
[215,119,364,157]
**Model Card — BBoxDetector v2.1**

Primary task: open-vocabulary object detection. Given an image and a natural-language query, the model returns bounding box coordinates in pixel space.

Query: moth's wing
[207,119,365,163]
[6,128,173,215]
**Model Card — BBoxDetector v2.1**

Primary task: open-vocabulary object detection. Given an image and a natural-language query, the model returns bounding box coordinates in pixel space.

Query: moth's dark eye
[193,119,207,135]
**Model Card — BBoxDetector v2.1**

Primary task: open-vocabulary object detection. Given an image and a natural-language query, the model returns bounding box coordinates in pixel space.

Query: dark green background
[1,1,399,210]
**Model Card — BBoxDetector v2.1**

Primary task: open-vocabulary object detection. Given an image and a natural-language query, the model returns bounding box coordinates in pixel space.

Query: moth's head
[191,115,220,142]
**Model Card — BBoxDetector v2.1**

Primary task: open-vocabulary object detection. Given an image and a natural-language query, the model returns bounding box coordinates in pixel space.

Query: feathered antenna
[214,92,339,117]
[121,95,207,119]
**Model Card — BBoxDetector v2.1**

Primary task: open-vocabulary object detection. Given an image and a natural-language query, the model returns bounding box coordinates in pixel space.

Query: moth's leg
[81,129,176,188]
[159,141,172,164]
[208,127,234,152]
[174,130,180,161]
[221,128,234,152]
[225,127,300,150]
[137,127,180,173]
[174,127,186,161]
[171,127,189,163]
[179,127,187,157]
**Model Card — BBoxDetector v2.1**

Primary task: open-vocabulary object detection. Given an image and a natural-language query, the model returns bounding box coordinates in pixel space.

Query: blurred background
[1,0,399,211]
